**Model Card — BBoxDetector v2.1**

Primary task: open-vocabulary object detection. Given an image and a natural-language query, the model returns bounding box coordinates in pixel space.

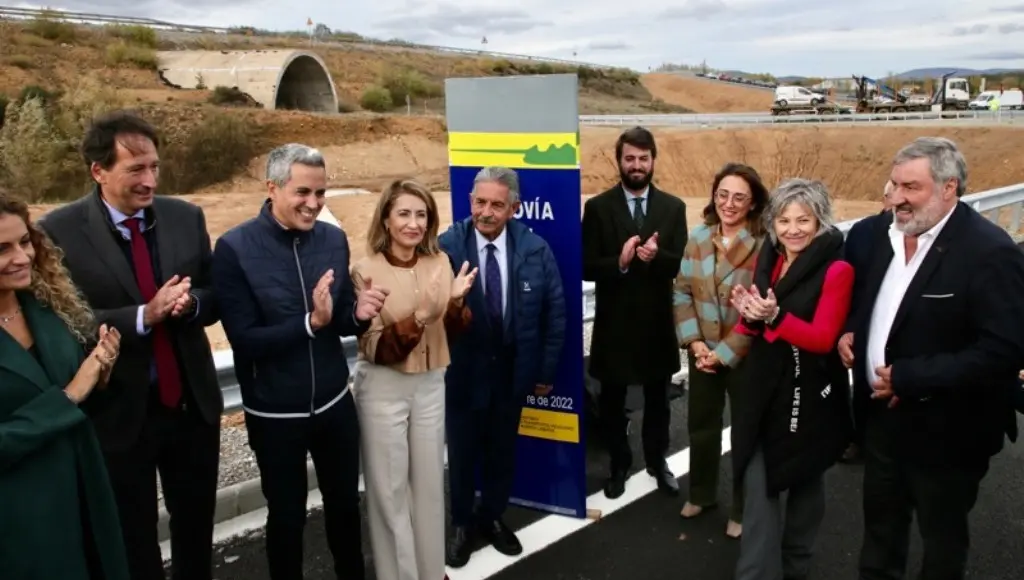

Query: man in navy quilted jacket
[211,143,388,580]
[439,166,566,568]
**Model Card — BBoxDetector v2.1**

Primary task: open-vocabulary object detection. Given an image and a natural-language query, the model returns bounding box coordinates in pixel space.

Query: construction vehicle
[852,72,971,113]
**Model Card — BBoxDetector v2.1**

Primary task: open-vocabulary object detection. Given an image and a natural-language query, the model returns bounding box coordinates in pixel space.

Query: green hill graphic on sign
[450,143,577,166]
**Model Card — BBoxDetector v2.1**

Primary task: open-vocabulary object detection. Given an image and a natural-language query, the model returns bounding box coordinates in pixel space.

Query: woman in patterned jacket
[672,163,769,539]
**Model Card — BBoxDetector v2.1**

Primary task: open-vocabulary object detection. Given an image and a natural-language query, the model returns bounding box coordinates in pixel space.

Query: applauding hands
[731,284,779,323]
[143,275,192,327]
[450,261,478,300]
[65,324,122,403]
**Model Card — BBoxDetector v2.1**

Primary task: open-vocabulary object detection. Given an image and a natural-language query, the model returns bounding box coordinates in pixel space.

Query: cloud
[586,40,632,51]
[953,24,989,35]
[969,51,1024,60]
[659,0,727,19]
[14,0,1024,77]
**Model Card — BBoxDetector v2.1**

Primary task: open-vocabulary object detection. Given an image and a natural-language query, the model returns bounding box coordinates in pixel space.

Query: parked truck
[852,72,971,113]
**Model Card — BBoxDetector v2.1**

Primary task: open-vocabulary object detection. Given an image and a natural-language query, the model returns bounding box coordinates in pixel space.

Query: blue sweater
[211,201,369,416]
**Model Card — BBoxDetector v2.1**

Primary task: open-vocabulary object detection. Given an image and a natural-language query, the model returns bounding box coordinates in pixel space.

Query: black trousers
[245,395,364,580]
[102,403,220,580]
[858,416,989,580]
[447,387,522,527]
[598,377,671,472]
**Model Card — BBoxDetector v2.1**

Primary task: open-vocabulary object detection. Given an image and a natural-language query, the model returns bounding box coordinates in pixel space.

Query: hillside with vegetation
[0,12,692,202]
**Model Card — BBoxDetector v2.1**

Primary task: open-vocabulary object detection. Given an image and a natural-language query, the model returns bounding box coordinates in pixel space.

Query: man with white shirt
[847,137,1024,580]
[439,166,566,567]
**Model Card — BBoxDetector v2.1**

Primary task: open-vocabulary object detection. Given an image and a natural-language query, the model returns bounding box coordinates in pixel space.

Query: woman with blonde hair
[0,191,126,579]
[673,162,769,539]
[351,178,477,580]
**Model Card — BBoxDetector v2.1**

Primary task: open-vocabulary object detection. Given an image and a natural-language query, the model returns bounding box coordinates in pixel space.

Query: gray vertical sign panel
[444,74,579,134]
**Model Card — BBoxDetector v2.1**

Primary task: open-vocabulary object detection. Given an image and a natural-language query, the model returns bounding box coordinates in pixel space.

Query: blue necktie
[485,243,503,328]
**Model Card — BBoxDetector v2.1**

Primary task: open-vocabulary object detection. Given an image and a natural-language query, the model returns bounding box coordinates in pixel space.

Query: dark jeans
[103,404,220,580]
[245,396,364,580]
[598,376,671,473]
[858,415,989,580]
[687,354,743,521]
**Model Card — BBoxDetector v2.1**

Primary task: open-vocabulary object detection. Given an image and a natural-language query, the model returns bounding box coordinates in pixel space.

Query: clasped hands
[730,284,779,323]
[414,261,478,326]
[619,232,659,269]
[142,275,194,327]
[309,269,392,329]
[690,340,721,373]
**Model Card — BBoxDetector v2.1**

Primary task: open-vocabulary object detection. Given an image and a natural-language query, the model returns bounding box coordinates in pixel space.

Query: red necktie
[124,218,182,408]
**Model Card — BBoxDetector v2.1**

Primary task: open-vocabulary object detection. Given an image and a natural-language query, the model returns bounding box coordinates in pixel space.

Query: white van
[774,85,827,107]
[969,89,1024,110]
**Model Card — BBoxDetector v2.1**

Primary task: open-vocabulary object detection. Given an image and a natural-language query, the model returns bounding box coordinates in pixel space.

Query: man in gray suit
[38,111,222,580]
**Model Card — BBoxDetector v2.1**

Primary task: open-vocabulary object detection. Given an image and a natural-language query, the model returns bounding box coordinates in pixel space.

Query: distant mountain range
[773,68,1023,82]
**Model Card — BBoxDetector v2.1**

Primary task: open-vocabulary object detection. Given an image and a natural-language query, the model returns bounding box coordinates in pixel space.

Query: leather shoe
[480,518,523,556]
[445,526,474,568]
[647,461,679,496]
[603,469,628,499]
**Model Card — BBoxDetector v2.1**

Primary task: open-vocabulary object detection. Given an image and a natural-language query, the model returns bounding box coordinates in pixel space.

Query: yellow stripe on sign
[447,131,580,169]
[518,406,580,444]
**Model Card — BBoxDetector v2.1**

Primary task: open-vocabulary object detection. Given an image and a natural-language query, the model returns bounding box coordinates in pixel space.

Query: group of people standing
[592,127,1024,580]
[1,109,1022,580]
[0,109,567,580]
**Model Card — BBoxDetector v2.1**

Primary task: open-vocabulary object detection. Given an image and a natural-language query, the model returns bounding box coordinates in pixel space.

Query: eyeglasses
[714,190,751,204]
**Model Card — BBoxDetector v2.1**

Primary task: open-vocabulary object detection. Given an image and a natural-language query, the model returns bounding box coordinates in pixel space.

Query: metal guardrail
[215,182,1024,413]
[0,6,616,70]
[579,109,1022,127]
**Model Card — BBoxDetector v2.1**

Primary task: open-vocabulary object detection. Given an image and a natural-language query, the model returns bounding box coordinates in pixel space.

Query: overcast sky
[20,0,1024,77]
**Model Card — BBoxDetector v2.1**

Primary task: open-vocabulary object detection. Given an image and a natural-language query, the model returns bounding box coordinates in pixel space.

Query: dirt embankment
[641,73,774,113]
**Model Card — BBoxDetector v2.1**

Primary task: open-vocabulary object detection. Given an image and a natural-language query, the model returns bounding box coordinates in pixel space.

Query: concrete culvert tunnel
[156,49,339,113]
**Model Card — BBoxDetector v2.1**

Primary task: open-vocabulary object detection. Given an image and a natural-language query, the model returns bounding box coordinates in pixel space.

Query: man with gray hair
[846,136,1024,580]
[212,143,389,579]
[439,166,566,567]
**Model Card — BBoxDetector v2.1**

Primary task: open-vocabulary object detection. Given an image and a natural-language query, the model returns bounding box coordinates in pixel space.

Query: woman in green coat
[0,192,128,580]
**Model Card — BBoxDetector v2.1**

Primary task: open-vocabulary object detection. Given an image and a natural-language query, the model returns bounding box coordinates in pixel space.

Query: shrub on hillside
[361,86,393,112]
[0,98,74,201]
[105,24,158,48]
[105,41,159,70]
[4,56,35,70]
[19,85,59,107]
[337,100,358,113]
[208,86,257,107]
[25,12,77,43]
[380,68,443,105]
[158,113,260,196]
[0,79,129,201]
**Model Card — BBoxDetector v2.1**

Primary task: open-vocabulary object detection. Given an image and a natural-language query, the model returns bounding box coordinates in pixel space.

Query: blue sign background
[449,165,587,518]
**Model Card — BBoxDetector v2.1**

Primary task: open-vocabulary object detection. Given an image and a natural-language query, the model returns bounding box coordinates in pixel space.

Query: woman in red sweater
[728,178,854,580]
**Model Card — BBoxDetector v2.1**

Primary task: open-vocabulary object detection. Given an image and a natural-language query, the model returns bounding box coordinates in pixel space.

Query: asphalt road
[196,386,1024,580]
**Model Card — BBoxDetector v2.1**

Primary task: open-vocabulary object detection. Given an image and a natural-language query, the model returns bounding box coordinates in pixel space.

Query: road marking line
[447,427,732,580]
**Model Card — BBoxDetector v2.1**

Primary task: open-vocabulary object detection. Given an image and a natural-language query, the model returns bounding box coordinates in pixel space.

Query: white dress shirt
[475,226,508,319]
[865,206,956,383]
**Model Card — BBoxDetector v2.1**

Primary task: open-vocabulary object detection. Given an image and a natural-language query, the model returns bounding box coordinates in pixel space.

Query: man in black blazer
[39,111,222,580]
[837,182,893,462]
[582,126,688,499]
[848,137,1024,580]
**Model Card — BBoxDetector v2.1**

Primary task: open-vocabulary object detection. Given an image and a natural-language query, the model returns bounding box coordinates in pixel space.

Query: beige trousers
[352,361,446,580]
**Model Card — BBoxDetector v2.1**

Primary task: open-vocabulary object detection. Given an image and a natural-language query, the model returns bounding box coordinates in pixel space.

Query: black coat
[582,184,688,385]
[849,203,1024,468]
[37,190,223,453]
[732,228,853,495]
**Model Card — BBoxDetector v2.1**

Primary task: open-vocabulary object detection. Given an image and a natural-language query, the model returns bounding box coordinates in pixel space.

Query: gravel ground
[158,320,689,501]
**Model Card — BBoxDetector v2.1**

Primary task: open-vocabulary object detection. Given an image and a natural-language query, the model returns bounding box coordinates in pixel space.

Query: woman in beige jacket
[351,178,477,580]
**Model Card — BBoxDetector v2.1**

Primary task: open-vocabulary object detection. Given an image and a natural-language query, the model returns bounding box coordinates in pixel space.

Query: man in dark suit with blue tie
[439,166,566,568]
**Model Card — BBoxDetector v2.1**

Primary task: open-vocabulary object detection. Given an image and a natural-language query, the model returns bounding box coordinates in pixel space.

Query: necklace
[0,307,21,325]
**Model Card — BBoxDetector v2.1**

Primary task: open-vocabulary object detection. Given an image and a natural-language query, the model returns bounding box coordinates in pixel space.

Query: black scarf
[731,226,852,494]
